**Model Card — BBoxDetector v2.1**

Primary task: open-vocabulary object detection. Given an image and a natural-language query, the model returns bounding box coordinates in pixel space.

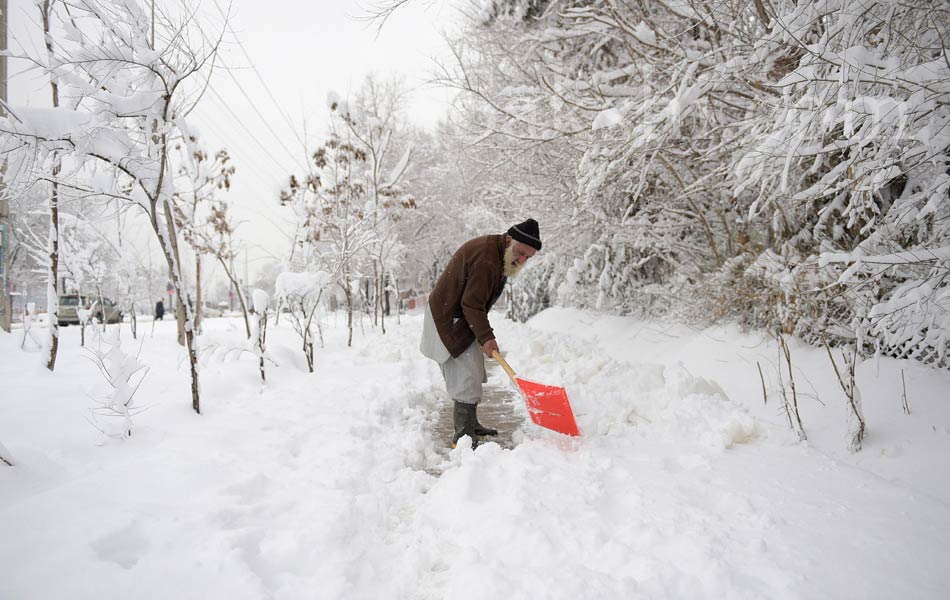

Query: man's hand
[482,339,499,358]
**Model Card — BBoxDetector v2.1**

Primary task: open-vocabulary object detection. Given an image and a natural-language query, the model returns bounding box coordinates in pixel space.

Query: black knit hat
[507,218,542,251]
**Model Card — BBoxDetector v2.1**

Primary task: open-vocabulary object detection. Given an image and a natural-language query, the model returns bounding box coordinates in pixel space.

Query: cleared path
[431,362,524,451]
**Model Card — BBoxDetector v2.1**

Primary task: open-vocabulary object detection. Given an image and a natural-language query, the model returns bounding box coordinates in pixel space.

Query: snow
[274,271,330,300]
[251,289,269,314]
[592,108,623,131]
[8,106,93,139]
[1,308,949,599]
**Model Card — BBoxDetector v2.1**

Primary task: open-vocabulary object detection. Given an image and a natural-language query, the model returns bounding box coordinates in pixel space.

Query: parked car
[58,294,122,325]
[90,297,123,324]
[58,294,88,326]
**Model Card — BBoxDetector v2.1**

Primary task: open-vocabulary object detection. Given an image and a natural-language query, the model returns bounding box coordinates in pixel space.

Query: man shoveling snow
[420,219,541,447]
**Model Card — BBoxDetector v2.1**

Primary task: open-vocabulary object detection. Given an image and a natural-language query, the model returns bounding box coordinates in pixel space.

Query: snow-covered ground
[1,308,948,599]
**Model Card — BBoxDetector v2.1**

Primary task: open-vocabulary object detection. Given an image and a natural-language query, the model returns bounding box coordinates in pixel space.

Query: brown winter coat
[428,234,508,358]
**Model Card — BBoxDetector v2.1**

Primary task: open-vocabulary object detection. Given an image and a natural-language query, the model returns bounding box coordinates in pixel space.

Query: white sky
[6,0,464,284]
[185,0,463,275]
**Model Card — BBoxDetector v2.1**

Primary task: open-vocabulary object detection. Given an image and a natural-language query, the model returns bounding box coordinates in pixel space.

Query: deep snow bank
[516,307,950,503]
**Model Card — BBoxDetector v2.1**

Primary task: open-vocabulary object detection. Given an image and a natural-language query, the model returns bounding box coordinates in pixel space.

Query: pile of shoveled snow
[496,313,761,452]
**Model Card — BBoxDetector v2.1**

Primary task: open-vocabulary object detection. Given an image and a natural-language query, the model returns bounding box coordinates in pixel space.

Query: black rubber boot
[451,401,479,448]
[473,403,498,436]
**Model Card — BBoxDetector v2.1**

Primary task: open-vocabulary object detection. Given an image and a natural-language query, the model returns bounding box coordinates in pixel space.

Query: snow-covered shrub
[823,341,866,453]
[20,303,43,352]
[85,333,149,440]
[395,0,950,373]
[735,0,950,366]
[275,271,330,372]
[250,289,270,382]
[508,257,557,322]
[549,238,679,319]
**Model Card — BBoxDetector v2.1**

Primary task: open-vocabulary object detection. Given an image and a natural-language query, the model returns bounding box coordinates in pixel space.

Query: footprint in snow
[90,521,150,569]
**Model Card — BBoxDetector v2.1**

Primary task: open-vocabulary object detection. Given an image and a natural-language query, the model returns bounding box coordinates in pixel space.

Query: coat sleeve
[460,265,500,346]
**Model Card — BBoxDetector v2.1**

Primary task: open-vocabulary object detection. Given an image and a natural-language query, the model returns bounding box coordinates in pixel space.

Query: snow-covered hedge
[464,0,950,368]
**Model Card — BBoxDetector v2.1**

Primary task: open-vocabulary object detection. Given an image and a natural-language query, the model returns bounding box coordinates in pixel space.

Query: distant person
[155,299,165,321]
[420,219,541,448]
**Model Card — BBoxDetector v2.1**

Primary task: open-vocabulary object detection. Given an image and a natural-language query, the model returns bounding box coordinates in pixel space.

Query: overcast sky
[184,0,463,275]
[7,0,463,285]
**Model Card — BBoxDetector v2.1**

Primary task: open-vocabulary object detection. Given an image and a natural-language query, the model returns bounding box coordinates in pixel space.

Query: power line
[210,0,310,155]
[210,60,309,172]
[196,72,300,175]
[188,95,289,182]
[182,1,309,174]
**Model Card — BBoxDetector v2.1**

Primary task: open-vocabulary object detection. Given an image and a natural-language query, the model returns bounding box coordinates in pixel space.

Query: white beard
[503,245,525,278]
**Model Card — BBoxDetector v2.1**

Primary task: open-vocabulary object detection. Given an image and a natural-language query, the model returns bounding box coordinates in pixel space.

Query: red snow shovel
[491,350,580,437]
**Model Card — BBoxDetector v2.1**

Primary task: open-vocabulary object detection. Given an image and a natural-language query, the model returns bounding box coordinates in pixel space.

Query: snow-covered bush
[737,0,950,367]
[275,271,330,372]
[440,0,950,370]
[250,289,271,382]
[508,258,556,323]
[20,303,43,352]
[85,333,149,440]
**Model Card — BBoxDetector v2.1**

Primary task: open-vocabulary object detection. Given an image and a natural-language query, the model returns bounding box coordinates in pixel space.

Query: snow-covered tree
[738,0,950,367]
[281,98,379,347]
[0,0,227,413]
[340,77,417,332]
[173,142,236,335]
[38,0,64,371]
[422,0,950,372]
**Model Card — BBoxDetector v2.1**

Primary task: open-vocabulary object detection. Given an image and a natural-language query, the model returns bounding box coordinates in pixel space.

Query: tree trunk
[174,287,186,344]
[258,311,268,382]
[344,275,354,347]
[41,1,60,372]
[154,195,200,414]
[194,255,203,334]
[129,300,137,339]
[376,262,382,327]
[162,201,188,347]
[379,270,386,335]
[304,324,313,373]
[393,276,400,325]
[219,258,250,337]
[45,170,60,371]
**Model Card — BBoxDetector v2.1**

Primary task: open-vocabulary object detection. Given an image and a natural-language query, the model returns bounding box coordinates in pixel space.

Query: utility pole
[0,0,12,333]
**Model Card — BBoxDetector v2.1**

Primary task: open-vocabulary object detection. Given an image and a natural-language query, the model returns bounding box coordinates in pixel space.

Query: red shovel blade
[515,377,580,437]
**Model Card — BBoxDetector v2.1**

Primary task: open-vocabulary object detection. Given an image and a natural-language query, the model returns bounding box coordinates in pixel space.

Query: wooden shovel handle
[491,350,518,384]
